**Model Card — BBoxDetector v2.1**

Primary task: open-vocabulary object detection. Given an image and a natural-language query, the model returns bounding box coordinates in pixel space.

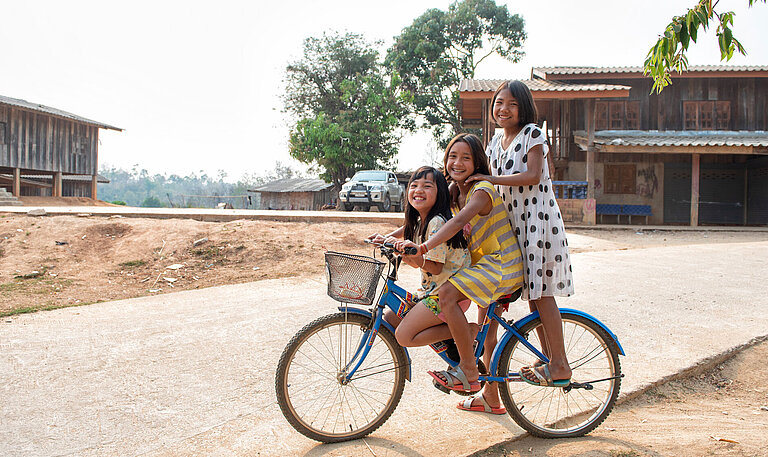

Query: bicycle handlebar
[364,239,418,255]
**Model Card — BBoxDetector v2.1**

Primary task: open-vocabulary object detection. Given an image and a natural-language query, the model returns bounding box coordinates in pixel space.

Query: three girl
[395,133,525,395]
[371,79,574,414]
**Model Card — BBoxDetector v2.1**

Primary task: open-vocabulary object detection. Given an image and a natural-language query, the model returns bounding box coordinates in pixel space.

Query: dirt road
[2,238,768,456]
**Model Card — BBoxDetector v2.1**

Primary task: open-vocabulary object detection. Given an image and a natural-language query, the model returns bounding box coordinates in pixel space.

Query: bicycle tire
[275,312,408,443]
[497,312,621,438]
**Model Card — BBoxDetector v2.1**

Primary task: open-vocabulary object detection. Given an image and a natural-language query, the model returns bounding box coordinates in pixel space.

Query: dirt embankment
[0,212,765,316]
[0,214,398,315]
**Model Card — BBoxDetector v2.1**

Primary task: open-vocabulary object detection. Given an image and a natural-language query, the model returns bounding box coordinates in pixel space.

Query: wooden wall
[565,77,768,131]
[0,105,98,174]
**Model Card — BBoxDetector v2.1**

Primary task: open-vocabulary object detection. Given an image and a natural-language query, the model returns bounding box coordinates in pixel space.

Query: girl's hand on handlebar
[394,239,418,256]
[367,233,386,244]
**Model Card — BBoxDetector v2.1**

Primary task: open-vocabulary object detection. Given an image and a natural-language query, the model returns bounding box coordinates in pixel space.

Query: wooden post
[12,168,21,197]
[91,174,98,200]
[481,99,491,146]
[585,99,596,200]
[743,168,749,226]
[690,154,700,226]
[53,172,62,197]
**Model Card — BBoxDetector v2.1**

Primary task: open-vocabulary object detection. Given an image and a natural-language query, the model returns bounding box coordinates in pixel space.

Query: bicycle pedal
[432,379,452,395]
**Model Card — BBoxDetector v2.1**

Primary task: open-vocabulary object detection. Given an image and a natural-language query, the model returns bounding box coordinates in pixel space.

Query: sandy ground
[476,339,768,457]
[2,211,768,456]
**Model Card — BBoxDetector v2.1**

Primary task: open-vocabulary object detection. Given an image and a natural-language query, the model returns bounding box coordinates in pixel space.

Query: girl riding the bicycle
[395,133,524,394]
[370,166,472,345]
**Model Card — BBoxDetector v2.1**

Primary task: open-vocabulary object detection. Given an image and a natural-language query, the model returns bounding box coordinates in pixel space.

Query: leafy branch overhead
[645,0,766,93]
[386,0,525,146]
[284,32,412,190]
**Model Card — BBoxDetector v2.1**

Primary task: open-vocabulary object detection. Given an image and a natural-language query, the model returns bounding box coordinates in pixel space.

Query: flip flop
[520,360,545,375]
[456,394,506,415]
[428,366,481,393]
[520,364,571,388]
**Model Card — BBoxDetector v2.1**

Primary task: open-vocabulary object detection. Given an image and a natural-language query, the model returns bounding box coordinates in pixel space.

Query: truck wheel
[378,195,391,212]
[339,202,353,211]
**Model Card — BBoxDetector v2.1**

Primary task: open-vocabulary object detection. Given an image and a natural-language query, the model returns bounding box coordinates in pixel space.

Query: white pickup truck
[338,170,404,212]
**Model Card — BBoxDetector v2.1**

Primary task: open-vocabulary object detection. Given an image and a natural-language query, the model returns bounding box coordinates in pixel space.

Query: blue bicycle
[275,242,624,442]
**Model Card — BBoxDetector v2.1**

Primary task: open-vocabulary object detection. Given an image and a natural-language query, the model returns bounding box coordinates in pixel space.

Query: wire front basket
[324,251,384,305]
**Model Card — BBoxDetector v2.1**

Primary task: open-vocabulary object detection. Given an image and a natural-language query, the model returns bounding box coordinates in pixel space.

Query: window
[604,164,636,194]
[683,101,730,130]
[595,101,640,130]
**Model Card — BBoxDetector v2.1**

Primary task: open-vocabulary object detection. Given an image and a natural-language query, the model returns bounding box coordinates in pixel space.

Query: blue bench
[596,204,652,225]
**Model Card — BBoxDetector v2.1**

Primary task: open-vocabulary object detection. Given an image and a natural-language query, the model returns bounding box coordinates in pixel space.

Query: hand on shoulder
[466,174,492,184]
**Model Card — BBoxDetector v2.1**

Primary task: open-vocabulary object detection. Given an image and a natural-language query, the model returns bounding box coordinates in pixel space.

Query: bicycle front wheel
[275,312,408,443]
[497,312,621,438]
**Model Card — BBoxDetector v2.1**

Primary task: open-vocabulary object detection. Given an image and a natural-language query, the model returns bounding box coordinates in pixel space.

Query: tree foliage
[645,0,766,93]
[97,163,300,208]
[386,0,525,146]
[284,32,411,190]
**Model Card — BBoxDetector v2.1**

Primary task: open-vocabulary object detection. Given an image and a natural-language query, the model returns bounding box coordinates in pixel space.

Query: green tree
[284,32,411,190]
[645,0,766,93]
[386,0,525,146]
[141,195,164,208]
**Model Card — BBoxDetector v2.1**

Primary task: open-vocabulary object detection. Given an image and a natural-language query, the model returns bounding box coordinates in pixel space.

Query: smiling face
[493,87,521,129]
[445,141,475,183]
[408,172,438,215]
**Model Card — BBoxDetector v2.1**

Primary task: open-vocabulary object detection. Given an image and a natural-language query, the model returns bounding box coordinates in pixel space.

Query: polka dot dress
[487,123,574,300]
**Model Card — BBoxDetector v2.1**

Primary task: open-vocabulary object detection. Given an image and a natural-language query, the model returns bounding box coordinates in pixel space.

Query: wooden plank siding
[564,77,768,132]
[0,107,98,174]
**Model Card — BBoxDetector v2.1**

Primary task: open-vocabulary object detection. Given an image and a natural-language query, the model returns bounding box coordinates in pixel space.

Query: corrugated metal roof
[533,65,768,77]
[18,174,110,183]
[249,178,333,193]
[577,130,768,148]
[0,94,122,131]
[459,79,630,92]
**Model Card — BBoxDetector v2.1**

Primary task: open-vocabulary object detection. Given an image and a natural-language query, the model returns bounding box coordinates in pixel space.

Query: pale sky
[2,0,767,181]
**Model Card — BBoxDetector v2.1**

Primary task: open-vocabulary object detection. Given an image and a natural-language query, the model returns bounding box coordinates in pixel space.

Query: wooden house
[249,178,334,210]
[459,66,768,226]
[0,94,121,199]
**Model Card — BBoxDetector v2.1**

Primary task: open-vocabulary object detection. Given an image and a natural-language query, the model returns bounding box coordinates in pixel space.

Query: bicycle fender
[337,306,412,381]
[498,308,625,357]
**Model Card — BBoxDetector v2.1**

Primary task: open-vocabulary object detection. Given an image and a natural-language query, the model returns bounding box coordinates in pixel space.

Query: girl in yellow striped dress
[396,133,524,394]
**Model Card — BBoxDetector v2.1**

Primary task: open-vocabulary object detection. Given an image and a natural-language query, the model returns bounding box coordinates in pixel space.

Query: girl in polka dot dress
[468,80,573,388]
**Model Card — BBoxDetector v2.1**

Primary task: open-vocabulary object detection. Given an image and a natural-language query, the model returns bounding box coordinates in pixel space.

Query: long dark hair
[442,133,490,209]
[403,166,467,250]
[491,80,538,127]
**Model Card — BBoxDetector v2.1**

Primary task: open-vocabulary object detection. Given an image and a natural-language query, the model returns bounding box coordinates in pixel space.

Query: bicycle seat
[497,288,522,305]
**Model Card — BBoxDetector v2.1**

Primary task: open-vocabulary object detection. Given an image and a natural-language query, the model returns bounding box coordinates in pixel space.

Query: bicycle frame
[336,248,624,385]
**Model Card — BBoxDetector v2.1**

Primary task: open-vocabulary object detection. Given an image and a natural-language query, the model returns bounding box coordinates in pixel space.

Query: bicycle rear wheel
[275,312,408,443]
[497,312,621,438]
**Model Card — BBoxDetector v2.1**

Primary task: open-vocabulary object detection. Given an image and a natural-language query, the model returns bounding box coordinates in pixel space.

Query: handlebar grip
[403,246,418,255]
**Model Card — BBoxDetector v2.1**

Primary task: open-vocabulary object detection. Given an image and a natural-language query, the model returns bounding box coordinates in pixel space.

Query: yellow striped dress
[448,180,524,307]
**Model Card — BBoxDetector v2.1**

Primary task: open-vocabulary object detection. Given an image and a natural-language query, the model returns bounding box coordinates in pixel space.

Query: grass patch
[0,281,26,292]
[119,259,147,268]
[0,300,101,319]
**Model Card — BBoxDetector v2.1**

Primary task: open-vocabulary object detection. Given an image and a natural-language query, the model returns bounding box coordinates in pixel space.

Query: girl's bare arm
[368,226,405,243]
[467,144,545,186]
